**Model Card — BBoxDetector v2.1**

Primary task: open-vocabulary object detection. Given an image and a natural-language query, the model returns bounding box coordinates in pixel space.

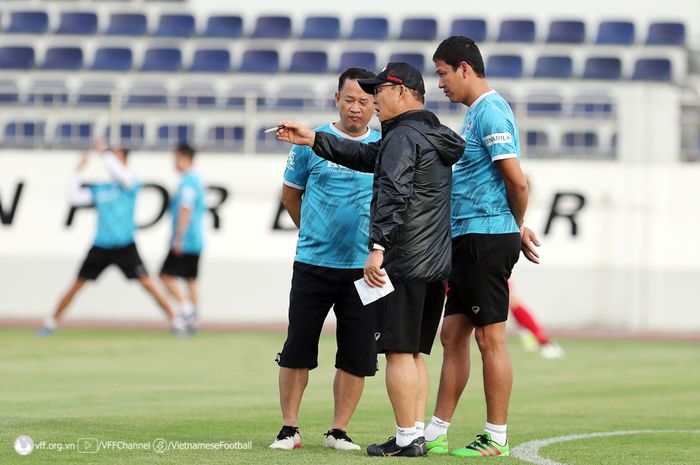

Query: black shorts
[373,280,446,355]
[444,233,521,326]
[78,243,148,281]
[160,250,201,279]
[277,261,378,377]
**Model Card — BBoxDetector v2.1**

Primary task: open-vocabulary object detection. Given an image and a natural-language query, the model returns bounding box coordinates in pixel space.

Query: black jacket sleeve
[370,131,418,250]
[311,131,380,173]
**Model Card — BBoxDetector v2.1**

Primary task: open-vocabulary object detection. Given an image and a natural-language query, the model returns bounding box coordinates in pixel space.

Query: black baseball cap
[357,62,425,95]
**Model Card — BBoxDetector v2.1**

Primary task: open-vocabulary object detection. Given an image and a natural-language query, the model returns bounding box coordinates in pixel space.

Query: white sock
[44,317,57,330]
[424,416,450,441]
[415,421,425,437]
[180,300,195,316]
[395,426,418,447]
[484,422,507,446]
[172,316,185,331]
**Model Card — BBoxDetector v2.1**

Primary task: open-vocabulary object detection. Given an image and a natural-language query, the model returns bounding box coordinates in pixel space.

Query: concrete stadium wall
[1,146,699,331]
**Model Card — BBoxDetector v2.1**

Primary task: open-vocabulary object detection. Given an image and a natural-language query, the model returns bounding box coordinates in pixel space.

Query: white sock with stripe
[484,422,507,446]
[395,426,418,447]
[424,416,450,441]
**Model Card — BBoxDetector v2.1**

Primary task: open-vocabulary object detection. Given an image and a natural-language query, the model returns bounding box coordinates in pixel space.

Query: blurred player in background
[269,68,380,452]
[159,143,206,334]
[509,282,565,359]
[37,140,186,337]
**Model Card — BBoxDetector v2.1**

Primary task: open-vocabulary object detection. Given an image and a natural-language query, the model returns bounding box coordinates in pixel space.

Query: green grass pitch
[1,328,698,464]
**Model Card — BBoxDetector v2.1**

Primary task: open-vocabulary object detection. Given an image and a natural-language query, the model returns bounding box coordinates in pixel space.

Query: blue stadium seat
[582,57,622,80]
[92,48,132,71]
[526,130,550,154]
[0,47,35,69]
[486,55,523,78]
[105,124,145,149]
[156,124,194,146]
[301,16,340,40]
[207,125,244,150]
[533,55,573,78]
[573,94,614,117]
[141,48,182,72]
[77,83,114,106]
[239,50,279,73]
[177,84,217,107]
[126,84,168,107]
[631,58,672,81]
[106,13,147,36]
[203,15,243,38]
[399,18,437,40]
[547,20,585,43]
[450,19,487,42]
[189,49,231,73]
[55,123,92,148]
[338,51,376,73]
[275,87,317,109]
[497,19,535,42]
[4,122,44,146]
[563,131,598,151]
[289,51,328,73]
[154,14,195,38]
[6,11,48,34]
[646,22,685,45]
[0,81,20,105]
[56,12,98,35]
[349,17,388,40]
[42,47,83,70]
[526,94,563,116]
[28,81,69,106]
[425,94,462,113]
[225,86,267,108]
[389,53,425,72]
[596,21,635,44]
[251,16,291,39]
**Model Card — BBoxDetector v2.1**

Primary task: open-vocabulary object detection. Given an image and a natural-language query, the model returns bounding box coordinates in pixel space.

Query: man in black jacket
[276,62,465,457]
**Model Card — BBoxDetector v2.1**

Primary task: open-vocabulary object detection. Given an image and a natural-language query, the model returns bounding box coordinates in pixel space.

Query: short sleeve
[479,111,519,161]
[283,144,311,190]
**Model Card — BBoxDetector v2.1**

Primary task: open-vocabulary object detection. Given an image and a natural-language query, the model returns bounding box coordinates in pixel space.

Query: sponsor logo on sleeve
[482,132,513,146]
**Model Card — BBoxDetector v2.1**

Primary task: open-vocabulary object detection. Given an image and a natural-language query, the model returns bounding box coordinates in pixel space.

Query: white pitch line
[511,429,700,465]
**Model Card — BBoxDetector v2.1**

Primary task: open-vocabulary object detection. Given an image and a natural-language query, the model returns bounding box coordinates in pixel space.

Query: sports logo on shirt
[482,132,513,146]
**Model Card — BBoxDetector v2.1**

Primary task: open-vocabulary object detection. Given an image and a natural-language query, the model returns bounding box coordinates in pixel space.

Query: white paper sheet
[354,269,394,306]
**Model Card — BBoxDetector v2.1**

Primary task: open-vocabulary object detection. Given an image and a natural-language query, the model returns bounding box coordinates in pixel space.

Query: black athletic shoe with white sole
[367,436,427,457]
[324,428,361,450]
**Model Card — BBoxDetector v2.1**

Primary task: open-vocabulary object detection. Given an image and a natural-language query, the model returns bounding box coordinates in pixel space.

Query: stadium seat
[425,91,462,113]
[189,49,231,73]
[0,47,35,69]
[0,81,20,105]
[251,16,292,39]
[526,94,563,116]
[388,53,425,72]
[486,55,523,78]
[399,18,437,40]
[105,123,145,149]
[56,12,98,35]
[301,16,340,40]
[6,11,48,34]
[106,13,148,36]
[77,82,115,106]
[42,47,83,70]
[526,130,550,154]
[562,131,598,151]
[126,84,168,107]
[337,51,376,73]
[450,19,487,42]
[202,15,243,38]
[55,122,92,148]
[92,48,132,71]
[497,19,535,42]
[582,57,622,80]
[596,21,635,44]
[156,124,194,147]
[572,94,614,117]
[226,85,267,108]
[546,20,585,43]
[646,22,685,45]
[533,55,573,78]
[631,58,672,81]
[177,84,217,107]
[4,122,44,146]
[154,14,195,38]
[207,125,245,150]
[257,127,289,152]
[349,17,388,40]
[141,48,182,72]
[239,50,279,73]
[288,51,328,73]
[275,86,317,109]
[28,81,69,106]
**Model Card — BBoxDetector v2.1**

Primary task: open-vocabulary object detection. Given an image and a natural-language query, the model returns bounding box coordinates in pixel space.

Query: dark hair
[407,88,424,104]
[433,36,486,78]
[114,148,129,159]
[175,142,196,159]
[338,67,376,91]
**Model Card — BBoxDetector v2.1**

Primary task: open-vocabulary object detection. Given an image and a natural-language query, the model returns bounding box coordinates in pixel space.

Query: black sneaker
[269,425,302,450]
[367,436,427,457]
[324,428,361,450]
